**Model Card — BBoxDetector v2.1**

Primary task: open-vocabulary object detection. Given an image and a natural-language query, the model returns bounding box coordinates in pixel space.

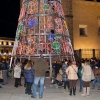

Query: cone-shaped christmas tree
[12,0,74,59]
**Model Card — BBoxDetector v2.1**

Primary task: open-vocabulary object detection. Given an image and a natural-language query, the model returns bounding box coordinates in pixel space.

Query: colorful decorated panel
[12,0,74,57]
[27,0,38,14]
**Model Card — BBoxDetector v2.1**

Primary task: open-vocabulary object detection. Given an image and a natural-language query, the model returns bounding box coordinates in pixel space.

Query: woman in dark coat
[62,59,69,92]
[24,60,34,95]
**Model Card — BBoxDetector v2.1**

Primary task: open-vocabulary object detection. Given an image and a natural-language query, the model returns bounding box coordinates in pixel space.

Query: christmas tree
[12,0,74,60]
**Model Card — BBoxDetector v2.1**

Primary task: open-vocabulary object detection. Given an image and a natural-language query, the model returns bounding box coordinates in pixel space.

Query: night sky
[0,0,100,38]
[0,0,20,38]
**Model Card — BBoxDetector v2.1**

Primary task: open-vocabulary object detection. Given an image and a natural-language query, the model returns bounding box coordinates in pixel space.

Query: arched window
[6,42,8,45]
[1,50,3,53]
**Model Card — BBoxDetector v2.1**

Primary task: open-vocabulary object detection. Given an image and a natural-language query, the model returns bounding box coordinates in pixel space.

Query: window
[2,41,3,45]
[79,25,87,36]
[1,50,3,53]
[6,50,8,54]
[6,42,8,45]
[12,42,14,45]
[3,41,6,45]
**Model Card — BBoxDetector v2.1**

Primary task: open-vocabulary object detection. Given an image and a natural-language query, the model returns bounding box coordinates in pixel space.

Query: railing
[74,49,100,60]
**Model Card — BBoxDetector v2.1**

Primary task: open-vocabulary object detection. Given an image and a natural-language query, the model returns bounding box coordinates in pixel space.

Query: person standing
[98,57,100,69]
[0,63,3,88]
[81,60,92,96]
[90,58,95,70]
[92,66,100,90]
[14,61,21,88]
[77,62,83,92]
[66,61,78,96]
[53,60,60,78]
[62,59,69,93]
[31,55,49,98]
[22,59,28,87]
[2,60,8,85]
[24,60,34,95]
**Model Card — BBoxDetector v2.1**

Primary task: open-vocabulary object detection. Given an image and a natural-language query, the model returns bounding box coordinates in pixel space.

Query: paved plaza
[0,77,100,100]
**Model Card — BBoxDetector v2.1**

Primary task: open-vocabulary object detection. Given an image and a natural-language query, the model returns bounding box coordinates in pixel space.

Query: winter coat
[54,63,62,76]
[24,67,34,83]
[62,64,68,81]
[77,66,82,78]
[14,65,21,78]
[33,59,49,77]
[1,62,7,70]
[66,65,78,80]
[90,61,95,69]
[81,65,92,82]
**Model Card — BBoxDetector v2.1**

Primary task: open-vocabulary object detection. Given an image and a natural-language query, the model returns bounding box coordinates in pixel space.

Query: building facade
[61,0,100,59]
[0,37,14,61]
[72,0,100,59]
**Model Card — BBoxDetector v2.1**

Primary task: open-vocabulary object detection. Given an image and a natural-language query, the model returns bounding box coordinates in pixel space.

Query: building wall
[73,0,100,50]
[0,37,14,61]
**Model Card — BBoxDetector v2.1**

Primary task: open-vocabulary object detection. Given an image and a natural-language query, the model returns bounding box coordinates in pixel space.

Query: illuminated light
[9,42,11,45]
[48,33,55,41]
[4,53,6,55]
[9,52,11,55]
[0,41,1,45]
[3,41,6,45]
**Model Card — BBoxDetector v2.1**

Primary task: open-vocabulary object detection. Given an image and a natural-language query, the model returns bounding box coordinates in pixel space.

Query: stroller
[50,69,63,88]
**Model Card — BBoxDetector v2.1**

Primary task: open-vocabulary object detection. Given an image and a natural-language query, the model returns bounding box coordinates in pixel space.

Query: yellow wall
[73,1,100,50]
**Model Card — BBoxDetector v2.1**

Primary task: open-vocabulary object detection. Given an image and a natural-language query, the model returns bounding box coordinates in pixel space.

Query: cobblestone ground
[0,77,100,100]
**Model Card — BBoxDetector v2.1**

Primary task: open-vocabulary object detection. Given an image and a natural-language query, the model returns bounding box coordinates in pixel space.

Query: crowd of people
[0,60,10,88]
[0,56,100,98]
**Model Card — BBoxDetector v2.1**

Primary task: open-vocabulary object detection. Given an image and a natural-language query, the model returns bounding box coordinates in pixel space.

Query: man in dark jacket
[31,55,49,98]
